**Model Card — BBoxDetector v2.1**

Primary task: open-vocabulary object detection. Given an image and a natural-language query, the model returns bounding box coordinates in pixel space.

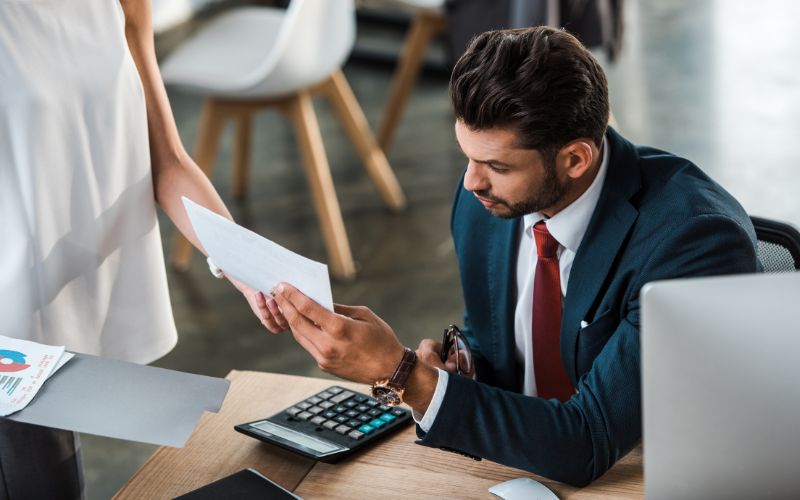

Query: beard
[474,158,569,219]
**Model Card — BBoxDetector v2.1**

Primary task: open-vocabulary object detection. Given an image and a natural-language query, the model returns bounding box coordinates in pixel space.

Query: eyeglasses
[439,324,475,377]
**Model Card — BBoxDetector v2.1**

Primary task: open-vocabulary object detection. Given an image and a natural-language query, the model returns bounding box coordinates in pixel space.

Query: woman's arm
[120,0,230,249]
[119,0,282,329]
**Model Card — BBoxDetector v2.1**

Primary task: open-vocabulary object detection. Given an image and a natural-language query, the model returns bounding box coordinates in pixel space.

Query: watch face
[371,386,402,406]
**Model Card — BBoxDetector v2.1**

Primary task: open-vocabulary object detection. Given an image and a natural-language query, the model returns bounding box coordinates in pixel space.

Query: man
[265,26,758,486]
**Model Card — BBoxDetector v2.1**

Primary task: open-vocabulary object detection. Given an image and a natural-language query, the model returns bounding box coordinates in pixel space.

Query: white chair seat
[161,2,354,99]
[162,0,405,279]
[394,0,445,10]
[160,7,285,96]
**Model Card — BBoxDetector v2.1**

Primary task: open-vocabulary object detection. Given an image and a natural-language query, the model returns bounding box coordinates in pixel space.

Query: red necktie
[532,221,574,401]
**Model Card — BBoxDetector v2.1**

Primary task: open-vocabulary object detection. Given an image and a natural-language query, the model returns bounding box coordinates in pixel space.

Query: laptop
[641,272,800,499]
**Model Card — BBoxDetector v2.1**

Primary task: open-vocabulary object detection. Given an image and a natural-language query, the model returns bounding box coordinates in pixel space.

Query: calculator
[234,385,413,462]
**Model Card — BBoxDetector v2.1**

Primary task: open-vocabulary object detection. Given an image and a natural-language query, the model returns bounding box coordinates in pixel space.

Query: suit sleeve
[418,213,758,486]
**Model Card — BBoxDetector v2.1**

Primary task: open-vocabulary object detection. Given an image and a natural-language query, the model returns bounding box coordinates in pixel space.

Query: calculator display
[251,420,340,454]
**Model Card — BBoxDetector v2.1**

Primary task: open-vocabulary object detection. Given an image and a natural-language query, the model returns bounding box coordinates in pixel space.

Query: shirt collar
[522,136,609,253]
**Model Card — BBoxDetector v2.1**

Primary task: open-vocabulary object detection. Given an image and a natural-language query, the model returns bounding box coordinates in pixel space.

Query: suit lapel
[561,129,642,384]
[487,215,522,391]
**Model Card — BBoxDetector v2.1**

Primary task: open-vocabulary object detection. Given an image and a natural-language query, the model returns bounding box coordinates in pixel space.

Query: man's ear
[557,140,596,180]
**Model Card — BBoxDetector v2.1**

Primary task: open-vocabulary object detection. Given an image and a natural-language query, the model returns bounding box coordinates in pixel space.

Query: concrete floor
[83,1,800,498]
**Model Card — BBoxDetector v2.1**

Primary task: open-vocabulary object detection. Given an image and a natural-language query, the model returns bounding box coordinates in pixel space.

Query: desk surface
[115,371,643,499]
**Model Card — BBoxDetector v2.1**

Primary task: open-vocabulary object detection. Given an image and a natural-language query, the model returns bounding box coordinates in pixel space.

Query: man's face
[455,120,570,219]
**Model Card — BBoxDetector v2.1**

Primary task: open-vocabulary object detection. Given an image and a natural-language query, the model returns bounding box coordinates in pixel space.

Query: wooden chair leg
[378,10,446,153]
[231,113,253,200]
[284,92,356,280]
[322,70,407,212]
[171,98,226,269]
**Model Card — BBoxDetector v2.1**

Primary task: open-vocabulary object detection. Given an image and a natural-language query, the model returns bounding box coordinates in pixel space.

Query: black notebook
[174,468,301,500]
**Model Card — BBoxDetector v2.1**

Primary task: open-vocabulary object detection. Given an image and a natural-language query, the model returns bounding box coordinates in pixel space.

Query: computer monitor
[641,272,800,499]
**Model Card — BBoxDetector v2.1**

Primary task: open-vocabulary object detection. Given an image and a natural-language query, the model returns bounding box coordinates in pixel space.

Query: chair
[377,0,446,153]
[160,0,406,280]
[750,216,800,272]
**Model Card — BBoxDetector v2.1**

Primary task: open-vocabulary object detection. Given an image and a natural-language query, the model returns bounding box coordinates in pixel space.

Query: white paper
[48,352,74,379]
[182,197,334,311]
[0,335,67,416]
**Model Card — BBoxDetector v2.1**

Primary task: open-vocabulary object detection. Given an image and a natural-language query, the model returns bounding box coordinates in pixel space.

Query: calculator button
[296,402,312,410]
[310,416,326,426]
[345,410,359,418]
[358,424,376,434]
[347,419,362,428]
[366,400,379,407]
[354,396,368,403]
[348,430,365,440]
[355,405,369,412]
[328,387,344,395]
[369,418,387,429]
[358,415,371,422]
[379,404,391,412]
[391,409,405,417]
[380,413,397,423]
[308,406,324,415]
[330,391,355,404]
[317,391,334,400]
[335,424,351,435]
[297,411,313,421]
[367,409,383,417]
[323,411,337,419]
[323,420,339,430]
[334,406,347,413]
[285,406,302,417]
[319,401,334,409]
[307,396,322,405]
[334,415,349,424]
[344,401,359,409]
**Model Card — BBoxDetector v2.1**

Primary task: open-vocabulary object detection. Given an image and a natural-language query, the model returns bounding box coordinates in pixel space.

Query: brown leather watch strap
[389,347,417,389]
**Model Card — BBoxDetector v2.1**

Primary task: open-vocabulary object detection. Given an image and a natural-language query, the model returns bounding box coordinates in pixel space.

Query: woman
[0,1,269,498]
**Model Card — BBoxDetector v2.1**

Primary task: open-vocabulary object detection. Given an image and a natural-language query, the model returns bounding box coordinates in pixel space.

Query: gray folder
[6,353,230,448]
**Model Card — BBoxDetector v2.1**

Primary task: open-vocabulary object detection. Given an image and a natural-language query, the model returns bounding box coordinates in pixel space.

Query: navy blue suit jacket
[415,128,759,485]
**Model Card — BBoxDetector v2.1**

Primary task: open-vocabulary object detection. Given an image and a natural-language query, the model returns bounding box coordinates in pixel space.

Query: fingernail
[275,283,285,294]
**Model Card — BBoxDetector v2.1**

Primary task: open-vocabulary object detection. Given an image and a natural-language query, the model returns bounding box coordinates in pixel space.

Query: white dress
[0,0,178,363]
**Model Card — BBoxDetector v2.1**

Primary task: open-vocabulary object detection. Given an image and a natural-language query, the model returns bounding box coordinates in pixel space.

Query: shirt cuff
[412,368,449,433]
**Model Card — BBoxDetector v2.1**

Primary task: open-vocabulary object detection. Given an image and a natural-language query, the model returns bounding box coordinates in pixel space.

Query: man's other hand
[416,339,460,373]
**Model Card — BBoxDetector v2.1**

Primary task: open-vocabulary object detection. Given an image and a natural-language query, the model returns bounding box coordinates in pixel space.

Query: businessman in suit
[266,26,759,485]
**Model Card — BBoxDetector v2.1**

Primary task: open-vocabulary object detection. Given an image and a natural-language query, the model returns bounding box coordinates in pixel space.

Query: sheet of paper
[0,335,67,416]
[183,197,333,311]
[48,352,74,379]
[8,353,230,448]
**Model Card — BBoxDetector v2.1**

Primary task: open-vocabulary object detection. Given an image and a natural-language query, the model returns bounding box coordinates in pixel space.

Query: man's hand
[271,283,406,383]
[417,339,460,373]
[227,276,289,333]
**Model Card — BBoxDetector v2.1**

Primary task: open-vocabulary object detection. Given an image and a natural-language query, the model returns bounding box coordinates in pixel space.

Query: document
[183,197,333,311]
[0,335,72,416]
[9,353,230,448]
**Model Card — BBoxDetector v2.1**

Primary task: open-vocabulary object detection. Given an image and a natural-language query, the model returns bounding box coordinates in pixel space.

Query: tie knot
[533,221,559,258]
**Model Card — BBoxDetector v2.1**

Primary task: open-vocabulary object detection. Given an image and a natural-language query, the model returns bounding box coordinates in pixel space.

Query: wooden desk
[115,371,643,499]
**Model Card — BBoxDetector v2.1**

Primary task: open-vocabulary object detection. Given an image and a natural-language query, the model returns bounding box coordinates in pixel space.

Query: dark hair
[449,27,609,157]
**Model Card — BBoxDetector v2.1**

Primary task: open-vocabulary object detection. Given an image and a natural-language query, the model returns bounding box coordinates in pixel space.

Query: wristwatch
[370,347,417,406]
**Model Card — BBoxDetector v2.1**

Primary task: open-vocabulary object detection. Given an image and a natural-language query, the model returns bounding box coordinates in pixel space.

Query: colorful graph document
[183,197,334,311]
[0,335,72,416]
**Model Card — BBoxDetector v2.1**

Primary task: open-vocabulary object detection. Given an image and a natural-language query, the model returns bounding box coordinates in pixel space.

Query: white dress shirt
[416,138,609,431]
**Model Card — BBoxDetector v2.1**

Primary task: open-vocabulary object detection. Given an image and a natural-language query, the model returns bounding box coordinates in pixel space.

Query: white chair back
[241,0,355,97]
